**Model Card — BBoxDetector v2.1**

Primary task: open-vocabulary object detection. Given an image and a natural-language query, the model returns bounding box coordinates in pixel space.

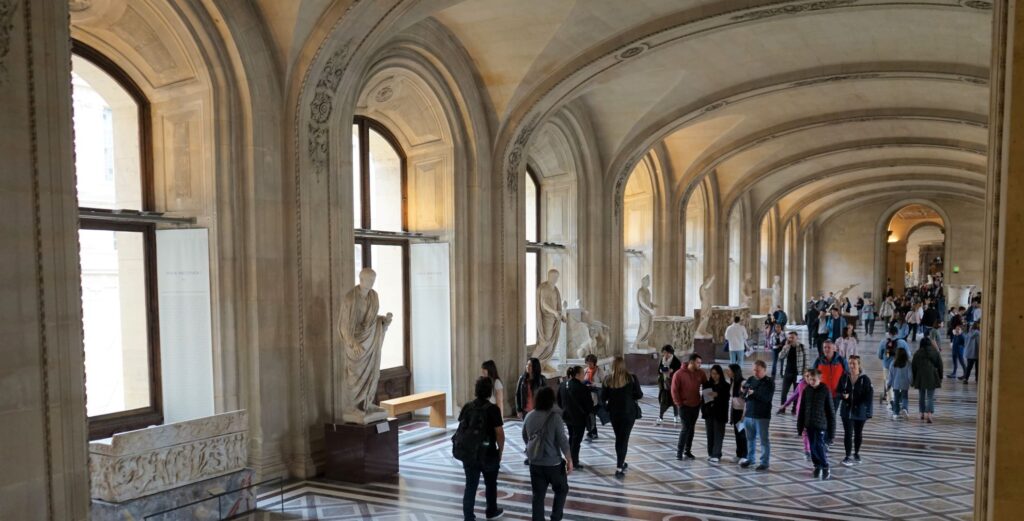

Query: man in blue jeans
[725,316,748,366]
[459,377,506,521]
[740,360,775,471]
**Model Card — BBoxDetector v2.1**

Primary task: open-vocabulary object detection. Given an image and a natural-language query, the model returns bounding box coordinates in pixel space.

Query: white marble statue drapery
[771,275,782,310]
[741,273,754,308]
[338,268,393,424]
[532,269,564,368]
[695,275,716,337]
[636,274,655,346]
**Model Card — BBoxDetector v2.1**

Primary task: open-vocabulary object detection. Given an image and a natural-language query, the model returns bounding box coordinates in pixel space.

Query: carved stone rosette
[89,410,248,502]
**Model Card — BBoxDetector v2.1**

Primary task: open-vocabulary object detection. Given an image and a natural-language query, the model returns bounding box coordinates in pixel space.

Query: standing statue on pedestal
[771,275,782,310]
[532,269,565,371]
[339,268,393,424]
[695,275,716,338]
[635,275,656,346]
[741,273,755,308]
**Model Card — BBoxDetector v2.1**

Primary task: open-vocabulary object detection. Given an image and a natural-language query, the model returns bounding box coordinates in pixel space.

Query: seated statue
[567,306,609,359]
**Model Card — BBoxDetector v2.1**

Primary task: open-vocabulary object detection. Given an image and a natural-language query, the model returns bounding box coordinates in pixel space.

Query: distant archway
[875,201,950,297]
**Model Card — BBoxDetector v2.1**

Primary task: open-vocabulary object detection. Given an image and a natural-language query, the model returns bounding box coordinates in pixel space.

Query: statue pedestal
[648,316,695,355]
[324,420,398,483]
[624,352,659,385]
[693,337,717,363]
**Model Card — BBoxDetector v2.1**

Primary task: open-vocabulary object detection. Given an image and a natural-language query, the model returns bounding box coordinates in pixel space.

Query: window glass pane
[352,124,362,228]
[79,228,151,416]
[72,55,142,211]
[370,244,405,369]
[525,175,538,243]
[368,129,403,232]
[525,251,538,345]
[354,243,363,281]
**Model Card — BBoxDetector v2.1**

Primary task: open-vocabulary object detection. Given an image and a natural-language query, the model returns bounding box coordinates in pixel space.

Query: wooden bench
[380,391,447,429]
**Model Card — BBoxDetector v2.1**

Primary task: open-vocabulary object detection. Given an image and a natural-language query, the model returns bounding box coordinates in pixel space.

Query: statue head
[358,268,377,291]
[547,268,560,285]
[641,274,650,287]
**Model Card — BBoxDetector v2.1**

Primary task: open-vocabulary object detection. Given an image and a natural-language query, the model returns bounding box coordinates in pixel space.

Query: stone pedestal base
[693,337,717,363]
[91,469,255,521]
[324,420,398,483]
[625,352,659,385]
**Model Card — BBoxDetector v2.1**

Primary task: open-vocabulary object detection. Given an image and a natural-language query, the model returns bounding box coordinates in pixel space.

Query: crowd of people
[454,283,973,520]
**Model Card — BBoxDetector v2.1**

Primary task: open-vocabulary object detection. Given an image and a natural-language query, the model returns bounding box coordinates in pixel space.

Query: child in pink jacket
[779,369,814,460]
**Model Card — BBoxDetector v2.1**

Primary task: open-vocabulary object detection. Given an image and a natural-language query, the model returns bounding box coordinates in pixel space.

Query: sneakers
[891,414,899,421]
[676,452,682,461]
[709,457,720,464]
[739,459,751,468]
[813,467,822,478]
[684,452,696,460]
[854,454,861,464]
[614,468,625,478]
[821,467,831,480]
[900,409,909,419]
[841,457,854,467]
[755,464,770,471]
[486,508,505,520]
[655,418,663,426]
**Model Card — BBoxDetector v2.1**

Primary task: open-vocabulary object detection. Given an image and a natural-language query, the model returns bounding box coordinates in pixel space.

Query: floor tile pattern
[243,333,977,520]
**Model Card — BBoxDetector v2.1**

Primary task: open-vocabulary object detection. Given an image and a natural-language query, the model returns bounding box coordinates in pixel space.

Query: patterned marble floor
[243,332,978,520]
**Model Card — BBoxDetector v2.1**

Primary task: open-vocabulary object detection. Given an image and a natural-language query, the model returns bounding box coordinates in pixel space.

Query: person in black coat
[702,365,731,462]
[515,358,548,418]
[726,364,748,462]
[557,366,594,469]
[797,369,836,480]
[657,346,682,424]
[601,357,644,477]
[837,356,873,466]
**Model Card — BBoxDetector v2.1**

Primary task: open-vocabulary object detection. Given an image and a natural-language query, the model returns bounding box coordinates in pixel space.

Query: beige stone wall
[814,197,985,299]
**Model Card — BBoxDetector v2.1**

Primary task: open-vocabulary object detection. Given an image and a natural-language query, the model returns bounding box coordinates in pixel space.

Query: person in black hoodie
[557,365,594,470]
[726,364,749,464]
[702,365,731,463]
[797,368,836,480]
[838,356,873,466]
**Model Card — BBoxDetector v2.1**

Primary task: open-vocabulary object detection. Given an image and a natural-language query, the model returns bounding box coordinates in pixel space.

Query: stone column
[0,1,90,519]
[978,0,1024,517]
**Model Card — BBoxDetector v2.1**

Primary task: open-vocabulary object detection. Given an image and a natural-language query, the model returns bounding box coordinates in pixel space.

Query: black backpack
[452,402,489,463]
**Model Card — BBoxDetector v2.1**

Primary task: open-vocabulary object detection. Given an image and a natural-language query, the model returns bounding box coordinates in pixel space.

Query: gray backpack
[525,411,555,463]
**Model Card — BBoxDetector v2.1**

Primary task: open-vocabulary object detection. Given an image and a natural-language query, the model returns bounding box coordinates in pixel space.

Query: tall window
[352,117,409,375]
[73,44,162,439]
[685,187,705,314]
[525,168,541,346]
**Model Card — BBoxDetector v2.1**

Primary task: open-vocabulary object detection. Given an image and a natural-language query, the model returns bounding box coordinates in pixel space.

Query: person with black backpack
[454,377,506,520]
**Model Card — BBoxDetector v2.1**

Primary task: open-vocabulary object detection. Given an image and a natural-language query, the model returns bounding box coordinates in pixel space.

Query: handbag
[731,396,746,410]
[632,376,643,419]
[525,411,555,462]
[595,403,611,425]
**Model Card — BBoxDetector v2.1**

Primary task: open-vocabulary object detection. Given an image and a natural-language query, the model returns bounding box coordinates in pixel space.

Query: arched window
[728,206,742,306]
[72,43,162,439]
[525,167,541,346]
[352,117,410,393]
[685,186,706,314]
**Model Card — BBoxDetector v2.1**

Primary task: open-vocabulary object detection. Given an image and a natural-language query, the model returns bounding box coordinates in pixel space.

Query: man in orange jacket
[672,353,708,460]
[813,340,849,414]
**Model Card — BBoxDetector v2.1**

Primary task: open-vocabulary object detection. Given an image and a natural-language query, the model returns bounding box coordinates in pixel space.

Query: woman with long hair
[481,359,505,418]
[725,363,748,463]
[703,365,731,463]
[888,347,912,419]
[515,358,547,419]
[834,325,859,358]
[838,356,873,465]
[601,356,643,477]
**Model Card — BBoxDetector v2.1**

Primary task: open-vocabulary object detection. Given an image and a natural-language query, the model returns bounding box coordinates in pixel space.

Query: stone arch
[873,200,954,298]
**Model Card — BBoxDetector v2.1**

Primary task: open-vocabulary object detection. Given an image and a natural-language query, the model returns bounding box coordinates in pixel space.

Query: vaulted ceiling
[253,0,991,227]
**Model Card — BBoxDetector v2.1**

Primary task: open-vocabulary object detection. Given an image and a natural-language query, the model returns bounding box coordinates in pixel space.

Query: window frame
[353,116,411,381]
[73,40,164,440]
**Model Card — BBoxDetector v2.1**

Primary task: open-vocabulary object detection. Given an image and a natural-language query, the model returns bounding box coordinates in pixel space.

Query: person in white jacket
[725,316,749,366]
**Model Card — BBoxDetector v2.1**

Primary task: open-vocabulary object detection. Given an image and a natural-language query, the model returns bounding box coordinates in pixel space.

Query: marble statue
[741,272,755,308]
[635,275,655,346]
[567,305,610,359]
[532,268,565,368]
[695,275,716,338]
[834,283,859,306]
[771,275,782,310]
[339,268,393,424]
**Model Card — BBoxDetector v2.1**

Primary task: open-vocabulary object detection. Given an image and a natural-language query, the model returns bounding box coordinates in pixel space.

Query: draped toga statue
[771,275,782,310]
[339,268,393,424]
[635,275,656,346]
[532,268,565,371]
[741,273,754,309]
[695,275,716,338]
